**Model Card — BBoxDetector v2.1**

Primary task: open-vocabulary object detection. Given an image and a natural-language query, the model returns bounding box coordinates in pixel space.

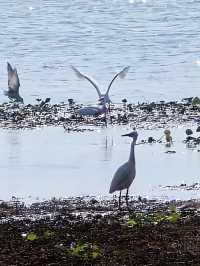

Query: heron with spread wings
[4,62,23,103]
[71,66,130,104]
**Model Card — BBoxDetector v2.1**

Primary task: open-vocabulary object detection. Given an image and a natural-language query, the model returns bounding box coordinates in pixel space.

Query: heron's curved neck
[128,141,135,165]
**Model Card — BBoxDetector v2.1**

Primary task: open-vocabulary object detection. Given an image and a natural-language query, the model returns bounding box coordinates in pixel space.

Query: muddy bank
[0,97,200,130]
[1,197,200,265]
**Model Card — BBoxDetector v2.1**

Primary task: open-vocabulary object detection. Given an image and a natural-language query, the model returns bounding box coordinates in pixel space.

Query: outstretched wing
[71,66,102,97]
[7,62,20,93]
[106,66,130,96]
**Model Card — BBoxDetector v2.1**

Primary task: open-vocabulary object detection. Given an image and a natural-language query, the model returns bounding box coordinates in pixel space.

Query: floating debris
[164,129,172,145]
[192,96,200,106]
[161,182,200,191]
[147,136,156,143]
[165,150,176,154]
[63,124,94,133]
[184,128,200,146]
[186,128,193,136]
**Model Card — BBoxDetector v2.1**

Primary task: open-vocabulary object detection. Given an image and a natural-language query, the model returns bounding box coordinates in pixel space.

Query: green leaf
[169,205,177,213]
[43,230,55,238]
[151,213,165,224]
[166,212,181,223]
[26,232,38,241]
[127,219,138,226]
[72,242,89,255]
[71,242,101,259]
[92,251,100,259]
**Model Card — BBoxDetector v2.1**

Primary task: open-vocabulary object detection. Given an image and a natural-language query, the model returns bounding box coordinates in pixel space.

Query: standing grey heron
[71,66,130,104]
[109,130,138,210]
[4,62,23,103]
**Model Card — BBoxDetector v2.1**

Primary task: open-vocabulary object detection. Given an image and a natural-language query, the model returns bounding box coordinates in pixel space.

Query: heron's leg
[125,188,130,210]
[108,103,111,113]
[104,111,107,127]
[118,190,122,210]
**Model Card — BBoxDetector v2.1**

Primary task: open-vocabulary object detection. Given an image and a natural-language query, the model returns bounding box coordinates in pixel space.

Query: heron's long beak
[121,133,132,137]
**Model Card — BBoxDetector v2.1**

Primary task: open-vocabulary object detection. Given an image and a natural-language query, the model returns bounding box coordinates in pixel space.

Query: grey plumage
[4,62,23,103]
[72,66,130,104]
[109,130,138,209]
[78,104,107,116]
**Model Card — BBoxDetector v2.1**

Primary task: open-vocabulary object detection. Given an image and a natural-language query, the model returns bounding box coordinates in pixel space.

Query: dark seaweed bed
[1,197,200,265]
[0,97,199,130]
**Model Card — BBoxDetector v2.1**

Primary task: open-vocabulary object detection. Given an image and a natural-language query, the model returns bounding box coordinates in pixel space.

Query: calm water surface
[0,0,200,201]
[0,126,200,202]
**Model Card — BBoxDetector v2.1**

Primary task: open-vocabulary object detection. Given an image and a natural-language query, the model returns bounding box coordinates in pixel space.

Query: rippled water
[0,0,200,103]
[1,1,200,201]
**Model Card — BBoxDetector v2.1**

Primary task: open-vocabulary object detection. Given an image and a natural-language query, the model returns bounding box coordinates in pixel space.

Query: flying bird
[71,66,130,104]
[109,130,138,210]
[4,62,23,103]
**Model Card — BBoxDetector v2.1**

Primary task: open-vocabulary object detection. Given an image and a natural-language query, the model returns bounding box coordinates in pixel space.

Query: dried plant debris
[0,197,200,265]
[0,98,200,130]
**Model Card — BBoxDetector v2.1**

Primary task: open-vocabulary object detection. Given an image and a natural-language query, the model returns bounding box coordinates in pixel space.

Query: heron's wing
[7,62,20,92]
[109,162,130,193]
[7,62,13,89]
[105,66,130,96]
[7,62,13,73]
[71,66,102,97]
